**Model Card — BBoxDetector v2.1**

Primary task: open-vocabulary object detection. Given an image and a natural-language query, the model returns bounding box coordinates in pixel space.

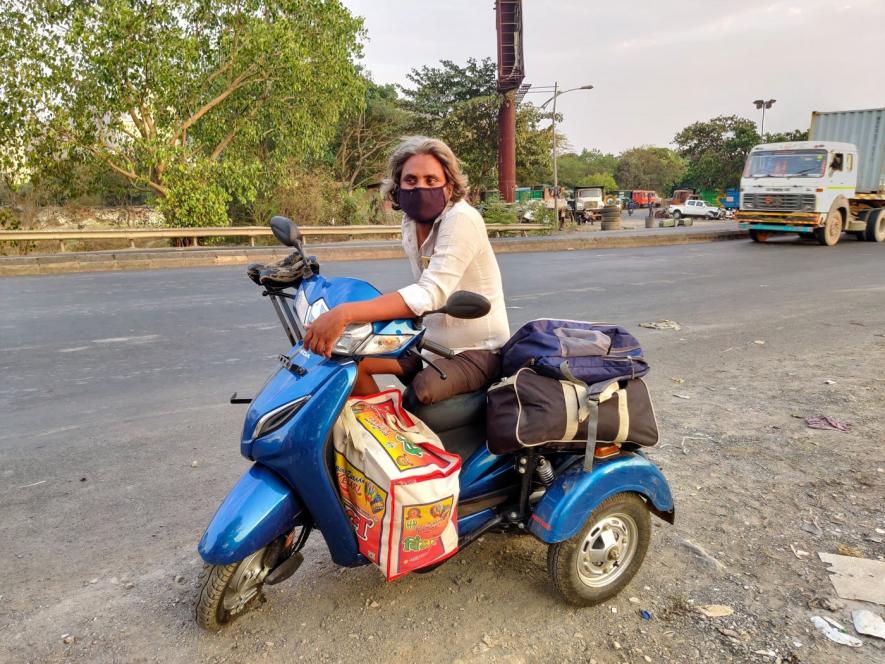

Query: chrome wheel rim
[222,550,269,614]
[576,513,638,588]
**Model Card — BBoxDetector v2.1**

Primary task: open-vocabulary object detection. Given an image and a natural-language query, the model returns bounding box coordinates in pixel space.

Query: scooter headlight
[304,298,329,325]
[333,323,373,355]
[357,334,414,355]
[251,396,310,440]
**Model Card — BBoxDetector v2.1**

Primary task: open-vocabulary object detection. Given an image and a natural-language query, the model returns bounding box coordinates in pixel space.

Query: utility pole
[551,81,560,228]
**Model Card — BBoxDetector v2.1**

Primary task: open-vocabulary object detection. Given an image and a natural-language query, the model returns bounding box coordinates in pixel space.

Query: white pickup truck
[667,199,723,220]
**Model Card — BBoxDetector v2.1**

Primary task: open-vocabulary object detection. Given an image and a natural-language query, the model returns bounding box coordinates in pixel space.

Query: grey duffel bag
[486,367,659,457]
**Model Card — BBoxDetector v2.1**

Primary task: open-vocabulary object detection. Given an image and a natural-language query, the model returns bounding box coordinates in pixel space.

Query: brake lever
[407,349,447,381]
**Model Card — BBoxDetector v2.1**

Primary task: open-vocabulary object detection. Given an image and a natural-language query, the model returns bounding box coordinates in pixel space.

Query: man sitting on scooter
[303,136,510,404]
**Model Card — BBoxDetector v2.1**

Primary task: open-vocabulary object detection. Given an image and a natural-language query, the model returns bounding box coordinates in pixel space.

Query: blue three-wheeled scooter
[195,217,674,630]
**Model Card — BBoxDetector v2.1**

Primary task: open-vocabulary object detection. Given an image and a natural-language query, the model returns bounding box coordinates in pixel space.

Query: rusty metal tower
[495,0,525,202]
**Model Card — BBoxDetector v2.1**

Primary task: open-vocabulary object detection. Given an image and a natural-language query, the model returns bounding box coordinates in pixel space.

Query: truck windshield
[743,149,827,178]
[576,188,603,198]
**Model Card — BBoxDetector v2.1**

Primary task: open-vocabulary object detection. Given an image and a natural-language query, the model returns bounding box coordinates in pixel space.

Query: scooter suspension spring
[535,457,555,485]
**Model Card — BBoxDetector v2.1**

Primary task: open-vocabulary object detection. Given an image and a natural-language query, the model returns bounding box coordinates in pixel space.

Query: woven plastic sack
[333,389,460,580]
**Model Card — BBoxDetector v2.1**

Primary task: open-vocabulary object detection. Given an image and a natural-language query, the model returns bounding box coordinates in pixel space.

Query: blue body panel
[198,464,303,564]
[458,446,516,501]
[724,188,740,210]
[528,453,674,543]
[739,222,814,234]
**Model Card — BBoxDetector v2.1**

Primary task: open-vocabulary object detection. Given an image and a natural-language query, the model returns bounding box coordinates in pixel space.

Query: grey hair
[381,136,469,208]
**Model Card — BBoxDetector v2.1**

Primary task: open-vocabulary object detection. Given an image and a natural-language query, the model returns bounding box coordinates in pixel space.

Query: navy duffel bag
[500,319,648,388]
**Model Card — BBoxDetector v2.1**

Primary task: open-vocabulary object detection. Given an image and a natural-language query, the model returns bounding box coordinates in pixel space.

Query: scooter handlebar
[420,338,455,360]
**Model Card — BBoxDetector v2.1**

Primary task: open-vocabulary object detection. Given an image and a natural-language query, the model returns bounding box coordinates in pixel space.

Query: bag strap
[581,378,619,471]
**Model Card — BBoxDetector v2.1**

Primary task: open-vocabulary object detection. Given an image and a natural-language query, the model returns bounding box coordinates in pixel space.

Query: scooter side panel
[198,464,303,565]
[249,360,367,567]
[528,453,674,543]
[458,446,516,501]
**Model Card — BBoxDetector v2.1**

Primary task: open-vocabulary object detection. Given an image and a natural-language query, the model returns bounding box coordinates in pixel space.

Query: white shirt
[397,200,511,354]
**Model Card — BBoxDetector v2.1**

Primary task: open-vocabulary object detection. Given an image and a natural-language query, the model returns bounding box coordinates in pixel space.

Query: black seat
[403,389,487,460]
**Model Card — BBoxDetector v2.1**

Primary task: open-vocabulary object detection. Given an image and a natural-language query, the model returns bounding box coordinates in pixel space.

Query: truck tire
[864,209,885,242]
[815,210,842,246]
[749,229,769,243]
[672,210,682,220]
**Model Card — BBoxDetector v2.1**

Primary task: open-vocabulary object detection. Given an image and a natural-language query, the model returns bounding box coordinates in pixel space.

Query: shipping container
[810,107,885,194]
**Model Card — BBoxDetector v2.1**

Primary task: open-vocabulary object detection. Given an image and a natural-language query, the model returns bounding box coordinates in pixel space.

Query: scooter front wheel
[547,493,650,606]
[196,547,271,631]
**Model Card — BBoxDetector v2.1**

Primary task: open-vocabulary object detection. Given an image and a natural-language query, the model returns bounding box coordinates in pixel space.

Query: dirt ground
[2,253,884,664]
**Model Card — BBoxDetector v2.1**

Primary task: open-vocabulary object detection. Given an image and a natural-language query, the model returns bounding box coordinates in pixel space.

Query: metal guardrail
[0,223,550,251]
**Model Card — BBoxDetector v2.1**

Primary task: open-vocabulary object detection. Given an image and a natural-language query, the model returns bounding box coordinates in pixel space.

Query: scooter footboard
[199,464,304,565]
[528,454,674,544]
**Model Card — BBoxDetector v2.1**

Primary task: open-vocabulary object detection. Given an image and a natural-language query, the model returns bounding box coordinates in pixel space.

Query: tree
[399,57,553,195]
[673,115,759,191]
[0,0,365,226]
[557,148,619,188]
[766,128,809,143]
[615,147,686,193]
[333,79,415,192]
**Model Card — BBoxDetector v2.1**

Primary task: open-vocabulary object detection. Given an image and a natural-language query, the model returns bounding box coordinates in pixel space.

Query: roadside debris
[17,480,47,489]
[824,379,837,385]
[819,552,885,604]
[673,394,691,400]
[852,609,885,640]
[671,377,685,384]
[804,415,853,432]
[810,615,863,647]
[640,610,652,620]
[677,539,727,572]
[753,340,766,345]
[789,544,810,559]
[835,543,865,558]
[697,604,733,618]
[61,634,75,644]
[640,319,682,331]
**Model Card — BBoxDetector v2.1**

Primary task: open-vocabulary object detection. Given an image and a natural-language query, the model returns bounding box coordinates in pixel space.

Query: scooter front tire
[196,547,270,631]
[547,493,650,606]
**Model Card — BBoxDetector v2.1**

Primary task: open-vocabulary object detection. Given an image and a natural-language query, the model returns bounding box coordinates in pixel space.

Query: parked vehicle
[631,190,656,208]
[195,217,674,630]
[722,188,740,210]
[671,189,697,205]
[736,107,885,246]
[668,198,723,219]
[570,185,605,223]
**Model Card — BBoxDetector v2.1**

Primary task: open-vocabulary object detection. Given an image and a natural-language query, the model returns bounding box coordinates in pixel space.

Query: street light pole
[551,81,560,228]
[538,83,593,230]
[753,98,776,138]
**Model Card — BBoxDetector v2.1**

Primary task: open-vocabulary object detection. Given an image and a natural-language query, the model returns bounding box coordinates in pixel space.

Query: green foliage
[400,57,552,195]
[0,0,365,227]
[557,149,619,188]
[765,128,809,143]
[158,160,230,228]
[673,115,759,191]
[615,147,686,193]
[478,197,518,224]
[333,78,415,191]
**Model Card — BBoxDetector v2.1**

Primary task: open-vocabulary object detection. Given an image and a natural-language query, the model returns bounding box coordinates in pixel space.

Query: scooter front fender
[528,453,674,544]
[198,464,304,565]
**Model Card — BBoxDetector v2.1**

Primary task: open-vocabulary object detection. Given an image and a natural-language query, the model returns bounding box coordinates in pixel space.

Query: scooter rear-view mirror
[430,291,491,320]
[270,216,303,247]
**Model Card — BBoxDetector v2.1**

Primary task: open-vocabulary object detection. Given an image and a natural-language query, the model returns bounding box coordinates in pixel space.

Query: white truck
[667,198,723,220]
[736,107,885,246]
[571,186,606,223]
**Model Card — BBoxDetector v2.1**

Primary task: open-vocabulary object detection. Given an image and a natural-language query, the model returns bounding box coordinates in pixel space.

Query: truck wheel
[547,493,650,606]
[815,210,842,246]
[672,210,682,220]
[749,230,769,243]
[865,209,885,242]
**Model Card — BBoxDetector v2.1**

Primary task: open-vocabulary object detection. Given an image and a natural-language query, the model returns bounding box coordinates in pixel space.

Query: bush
[478,196,518,224]
[159,160,230,228]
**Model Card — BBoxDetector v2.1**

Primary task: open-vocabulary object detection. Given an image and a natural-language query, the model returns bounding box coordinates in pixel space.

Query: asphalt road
[2,237,884,662]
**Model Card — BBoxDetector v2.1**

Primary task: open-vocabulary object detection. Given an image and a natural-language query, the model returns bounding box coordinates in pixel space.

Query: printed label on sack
[396,496,454,574]
[335,451,387,562]
[351,400,440,471]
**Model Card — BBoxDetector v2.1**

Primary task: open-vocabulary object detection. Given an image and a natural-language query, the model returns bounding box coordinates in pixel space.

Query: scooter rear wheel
[196,547,270,631]
[547,493,650,606]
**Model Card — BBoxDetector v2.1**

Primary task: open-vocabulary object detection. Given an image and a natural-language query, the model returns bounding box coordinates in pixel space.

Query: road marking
[91,335,160,344]
[58,346,90,353]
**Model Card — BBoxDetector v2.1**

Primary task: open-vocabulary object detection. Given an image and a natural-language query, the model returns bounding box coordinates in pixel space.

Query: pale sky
[341,0,885,154]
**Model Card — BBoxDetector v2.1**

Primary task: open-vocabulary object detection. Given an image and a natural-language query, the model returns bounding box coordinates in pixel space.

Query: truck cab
[572,186,605,223]
[736,140,867,245]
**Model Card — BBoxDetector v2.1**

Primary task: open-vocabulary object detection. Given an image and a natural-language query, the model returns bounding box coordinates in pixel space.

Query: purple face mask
[398,186,447,224]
